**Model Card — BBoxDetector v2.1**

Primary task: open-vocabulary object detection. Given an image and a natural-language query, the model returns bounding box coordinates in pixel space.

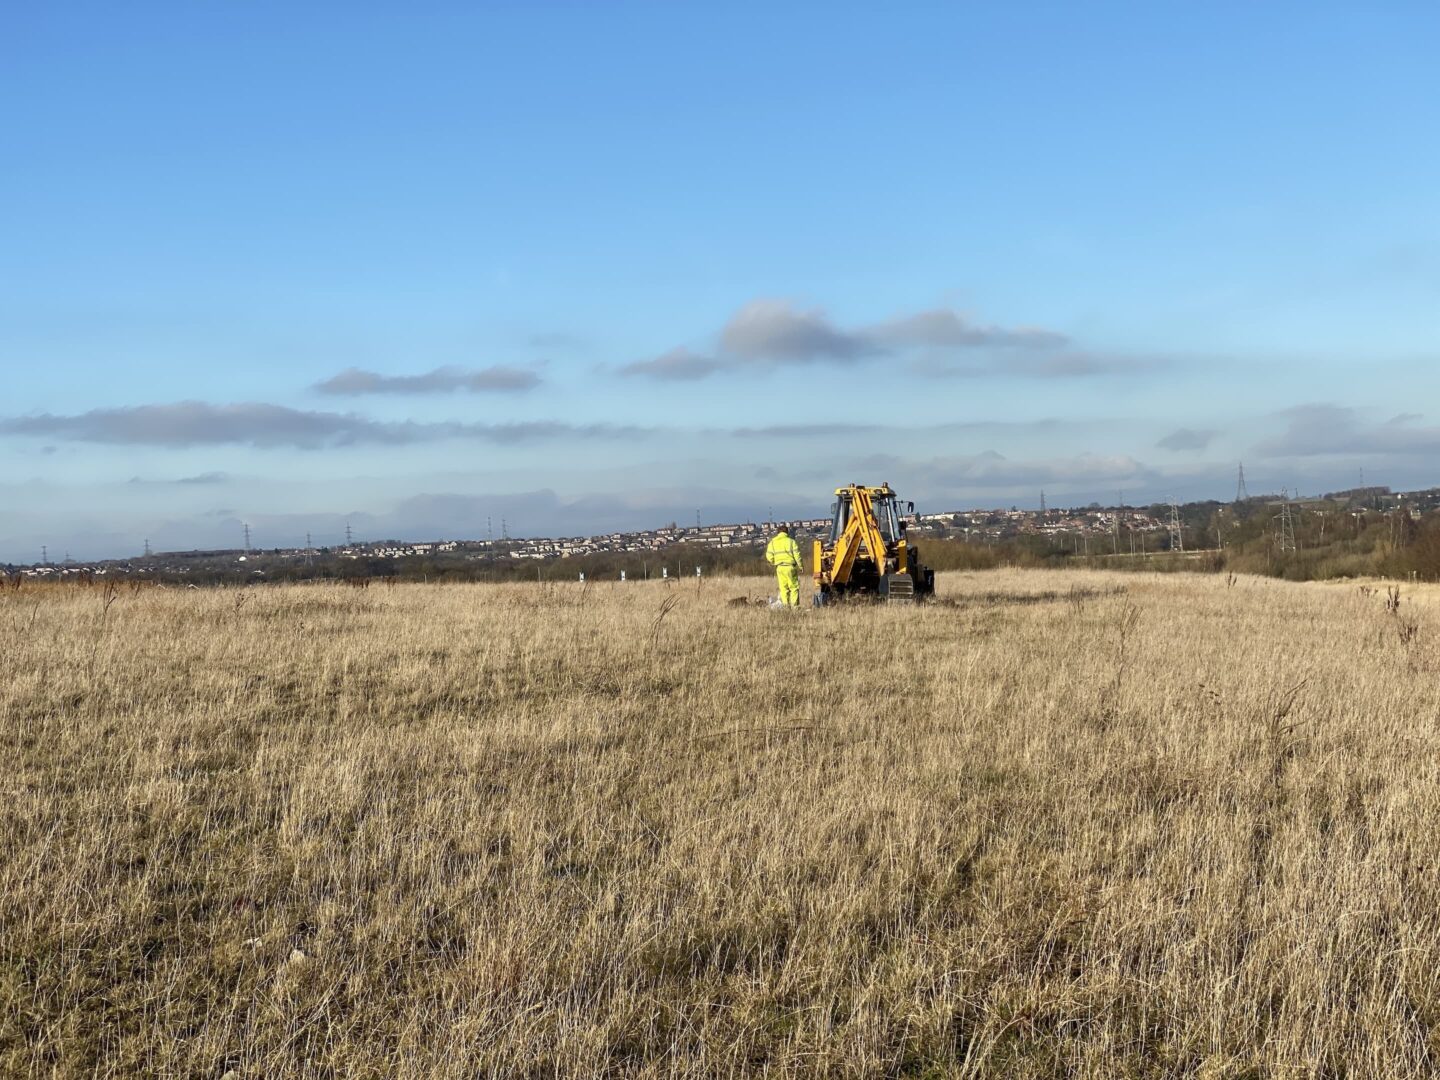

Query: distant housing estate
[13,485,1440,577]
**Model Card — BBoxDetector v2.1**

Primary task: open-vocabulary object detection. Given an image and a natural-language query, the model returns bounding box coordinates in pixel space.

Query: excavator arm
[829,485,889,583]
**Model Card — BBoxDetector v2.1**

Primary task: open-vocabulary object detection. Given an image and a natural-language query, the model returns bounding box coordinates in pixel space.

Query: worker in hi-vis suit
[765,523,803,608]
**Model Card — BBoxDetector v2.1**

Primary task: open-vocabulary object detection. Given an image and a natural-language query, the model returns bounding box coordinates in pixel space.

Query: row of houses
[504,521,794,560]
[4,508,1183,574]
[336,541,461,559]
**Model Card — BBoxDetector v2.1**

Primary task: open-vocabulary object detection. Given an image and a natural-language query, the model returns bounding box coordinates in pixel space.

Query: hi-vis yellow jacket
[765,532,803,571]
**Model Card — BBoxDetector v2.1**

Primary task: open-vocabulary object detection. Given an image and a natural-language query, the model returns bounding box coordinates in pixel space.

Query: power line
[1278,504,1296,552]
[1168,499,1185,552]
[1277,489,1296,553]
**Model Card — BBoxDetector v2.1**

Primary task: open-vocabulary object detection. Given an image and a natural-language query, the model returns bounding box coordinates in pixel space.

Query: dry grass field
[4,569,1440,1078]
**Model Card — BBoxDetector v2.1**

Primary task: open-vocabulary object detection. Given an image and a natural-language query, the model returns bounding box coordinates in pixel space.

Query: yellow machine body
[812,483,935,603]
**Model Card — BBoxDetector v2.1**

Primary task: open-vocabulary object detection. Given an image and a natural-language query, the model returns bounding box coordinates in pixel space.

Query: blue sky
[3,3,1438,560]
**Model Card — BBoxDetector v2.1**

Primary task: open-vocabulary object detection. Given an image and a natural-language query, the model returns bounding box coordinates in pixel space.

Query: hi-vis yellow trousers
[775,565,800,607]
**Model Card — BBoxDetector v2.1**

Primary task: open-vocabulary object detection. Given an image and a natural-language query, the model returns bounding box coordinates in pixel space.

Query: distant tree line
[890,500,1440,582]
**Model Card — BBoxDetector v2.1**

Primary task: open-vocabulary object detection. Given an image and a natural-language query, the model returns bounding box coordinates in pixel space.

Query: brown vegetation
[4,571,1440,1076]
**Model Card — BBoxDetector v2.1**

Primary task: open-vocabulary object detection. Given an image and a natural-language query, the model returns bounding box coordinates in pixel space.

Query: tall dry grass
[3,570,1439,1077]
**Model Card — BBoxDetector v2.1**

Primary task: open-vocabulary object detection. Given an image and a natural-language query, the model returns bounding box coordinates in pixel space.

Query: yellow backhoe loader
[812,483,935,604]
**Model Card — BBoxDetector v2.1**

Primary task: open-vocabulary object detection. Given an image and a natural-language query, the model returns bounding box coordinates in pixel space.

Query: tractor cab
[828,488,907,547]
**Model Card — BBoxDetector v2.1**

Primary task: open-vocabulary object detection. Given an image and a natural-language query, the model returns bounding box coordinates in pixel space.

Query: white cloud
[619,347,723,381]
[0,402,650,449]
[622,297,1095,381]
[719,299,875,362]
[314,365,541,394]
[1156,428,1218,452]
[1256,405,1440,457]
[867,308,1069,350]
